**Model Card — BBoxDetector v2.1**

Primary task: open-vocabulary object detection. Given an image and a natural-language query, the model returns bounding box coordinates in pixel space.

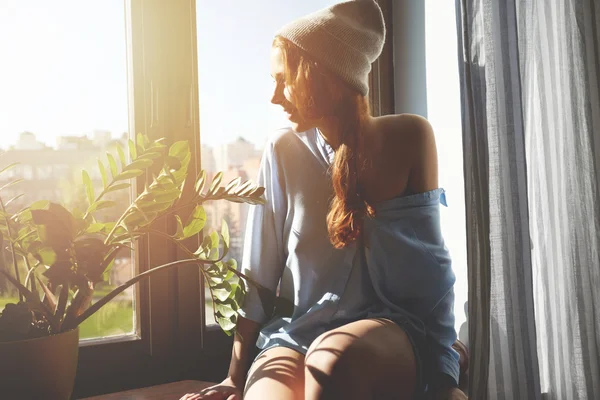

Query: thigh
[305,318,417,400]
[244,346,306,400]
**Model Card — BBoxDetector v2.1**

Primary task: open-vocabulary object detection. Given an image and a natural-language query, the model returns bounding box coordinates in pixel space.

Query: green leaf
[151,189,182,204]
[215,299,237,318]
[208,172,223,195]
[165,156,182,171]
[98,160,108,189]
[0,178,23,192]
[138,201,171,214]
[37,277,57,312]
[140,152,162,160]
[0,162,18,175]
[221,219,230,249]
[225,259,238,275]
[85,223,106,233]
[168,141,190,160]
[15,228,36,243]
[82,170,94,206]
[0,270,53,318]
[225,177,242,193]
[215,315,236,333]
[15,200,49,223]
[195,170,207,194]
[87,200,117,213]
[117,143,127,167]
[212,283,231,301]
[106,153,118,178]
[149,137,167,149]
[37,247,56,266]
[251,187,266,199]
[238,181,257,197]
[174,215,185,239]
[194,232,216,257]
[4,193,24,208]
[115,169,144,181]
[31,203,76,239]
[234,180,253,195]
[124,158,153,172]
[207,231,220,260]
[182,205,206,239]
[232,282,246,305]
[136,133,146,152]
[128,139,137,160]
[105,182,131,193]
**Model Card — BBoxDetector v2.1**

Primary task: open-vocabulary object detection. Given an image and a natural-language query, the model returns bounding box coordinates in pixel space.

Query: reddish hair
[273,37,374,249]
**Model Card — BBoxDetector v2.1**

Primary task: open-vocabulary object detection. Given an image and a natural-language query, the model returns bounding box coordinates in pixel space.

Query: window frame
[73,0,394,396]
[73,0,207,396]
[370,0,395,117]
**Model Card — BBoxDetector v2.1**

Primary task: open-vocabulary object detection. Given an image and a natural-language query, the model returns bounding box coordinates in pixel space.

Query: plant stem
[147,229,264,291]
[0,197,22,302]
[0,269,60,331]
[23,256,38,295]
[67,258,210,330]
[56,283,69,327]
[104,199,140,245]
[146,230,221,325]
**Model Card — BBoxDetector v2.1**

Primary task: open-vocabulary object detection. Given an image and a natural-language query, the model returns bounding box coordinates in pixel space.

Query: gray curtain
[456,0,600,399]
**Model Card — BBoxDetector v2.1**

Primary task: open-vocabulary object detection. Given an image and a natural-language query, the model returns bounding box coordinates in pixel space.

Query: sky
[0,0,467,331]
[0,0,338,149]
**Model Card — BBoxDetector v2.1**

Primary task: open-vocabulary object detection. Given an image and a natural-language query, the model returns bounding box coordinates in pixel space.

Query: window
[1,0,206,396]
[424,0,468,336]
[0,0,134,342]
[0,0,422,396]
[196,0,340,325]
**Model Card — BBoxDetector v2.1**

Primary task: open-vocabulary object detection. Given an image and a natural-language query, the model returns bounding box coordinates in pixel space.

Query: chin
[290,120,313,133]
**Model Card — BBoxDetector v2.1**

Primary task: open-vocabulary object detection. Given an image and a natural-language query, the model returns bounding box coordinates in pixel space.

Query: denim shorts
[391,316,430,398]
[252,315,431,399]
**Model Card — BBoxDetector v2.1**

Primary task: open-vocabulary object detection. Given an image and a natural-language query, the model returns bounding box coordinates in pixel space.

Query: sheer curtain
[455,0,600,399]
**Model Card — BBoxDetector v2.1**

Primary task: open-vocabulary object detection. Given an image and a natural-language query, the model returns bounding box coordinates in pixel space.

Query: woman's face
[270,46,313,133]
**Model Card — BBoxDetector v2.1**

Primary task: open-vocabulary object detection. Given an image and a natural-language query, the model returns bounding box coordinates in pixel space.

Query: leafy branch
[0,134,270,339]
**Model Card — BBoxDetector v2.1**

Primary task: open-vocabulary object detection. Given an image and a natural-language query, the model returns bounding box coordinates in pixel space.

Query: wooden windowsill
[81,380,216,400]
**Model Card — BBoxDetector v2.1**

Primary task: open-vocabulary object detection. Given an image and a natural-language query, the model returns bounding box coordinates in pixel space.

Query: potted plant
[0,134,272,399]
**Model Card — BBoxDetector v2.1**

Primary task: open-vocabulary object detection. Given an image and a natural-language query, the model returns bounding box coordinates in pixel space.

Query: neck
[315,118,341,149]
[317,116,373,149]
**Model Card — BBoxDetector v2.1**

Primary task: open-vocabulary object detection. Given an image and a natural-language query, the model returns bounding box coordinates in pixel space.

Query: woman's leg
[244,346,306,400]
[304,318,417,400]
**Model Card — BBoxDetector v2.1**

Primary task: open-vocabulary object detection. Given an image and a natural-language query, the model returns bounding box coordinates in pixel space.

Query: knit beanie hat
[275,0,386,96]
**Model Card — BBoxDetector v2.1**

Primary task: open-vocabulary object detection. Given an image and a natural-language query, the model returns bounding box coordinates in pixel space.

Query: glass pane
[0,1,135,341]
[197,1,338,324]
[425,1,468,338]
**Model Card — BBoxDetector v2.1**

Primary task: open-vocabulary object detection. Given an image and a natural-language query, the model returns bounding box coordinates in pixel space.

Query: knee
[304,330,366,390]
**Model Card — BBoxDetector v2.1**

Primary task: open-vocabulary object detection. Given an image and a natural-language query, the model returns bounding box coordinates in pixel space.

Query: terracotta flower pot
[0,327,79,399]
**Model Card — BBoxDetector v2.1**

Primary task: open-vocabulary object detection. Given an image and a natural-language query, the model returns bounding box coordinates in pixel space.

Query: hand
[430,387,468,400]
[179,377,243,400]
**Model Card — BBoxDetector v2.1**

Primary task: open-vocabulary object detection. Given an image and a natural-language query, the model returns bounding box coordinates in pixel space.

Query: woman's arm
[405,115,439,194]
[226,316,262,388]
[405,116,463,392]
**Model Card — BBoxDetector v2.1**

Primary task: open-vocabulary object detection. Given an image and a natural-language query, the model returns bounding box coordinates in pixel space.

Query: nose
[270,82,285,105]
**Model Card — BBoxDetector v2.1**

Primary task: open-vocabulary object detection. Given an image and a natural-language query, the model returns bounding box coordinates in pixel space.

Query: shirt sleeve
[425,287,461,387]
[237,139,287,324]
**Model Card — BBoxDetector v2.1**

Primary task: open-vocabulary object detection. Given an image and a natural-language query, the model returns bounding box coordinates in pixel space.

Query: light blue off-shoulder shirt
[238,127,460,385]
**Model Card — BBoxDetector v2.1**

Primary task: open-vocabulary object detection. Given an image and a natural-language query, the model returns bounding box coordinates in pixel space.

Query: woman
[183,1,466,399]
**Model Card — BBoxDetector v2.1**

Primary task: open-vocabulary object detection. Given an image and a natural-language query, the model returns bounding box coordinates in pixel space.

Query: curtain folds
[456,0,600,399]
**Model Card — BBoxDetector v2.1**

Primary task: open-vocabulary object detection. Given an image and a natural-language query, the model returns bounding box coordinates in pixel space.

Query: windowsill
[79,333,141,348]
[80,380,215,399]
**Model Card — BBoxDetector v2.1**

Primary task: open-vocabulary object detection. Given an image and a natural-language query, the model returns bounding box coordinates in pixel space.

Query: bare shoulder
[370,114,438,193]
[371,113,435,147]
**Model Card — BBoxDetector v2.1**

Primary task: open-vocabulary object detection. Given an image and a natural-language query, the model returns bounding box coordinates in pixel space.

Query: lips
[283,108,295,120]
